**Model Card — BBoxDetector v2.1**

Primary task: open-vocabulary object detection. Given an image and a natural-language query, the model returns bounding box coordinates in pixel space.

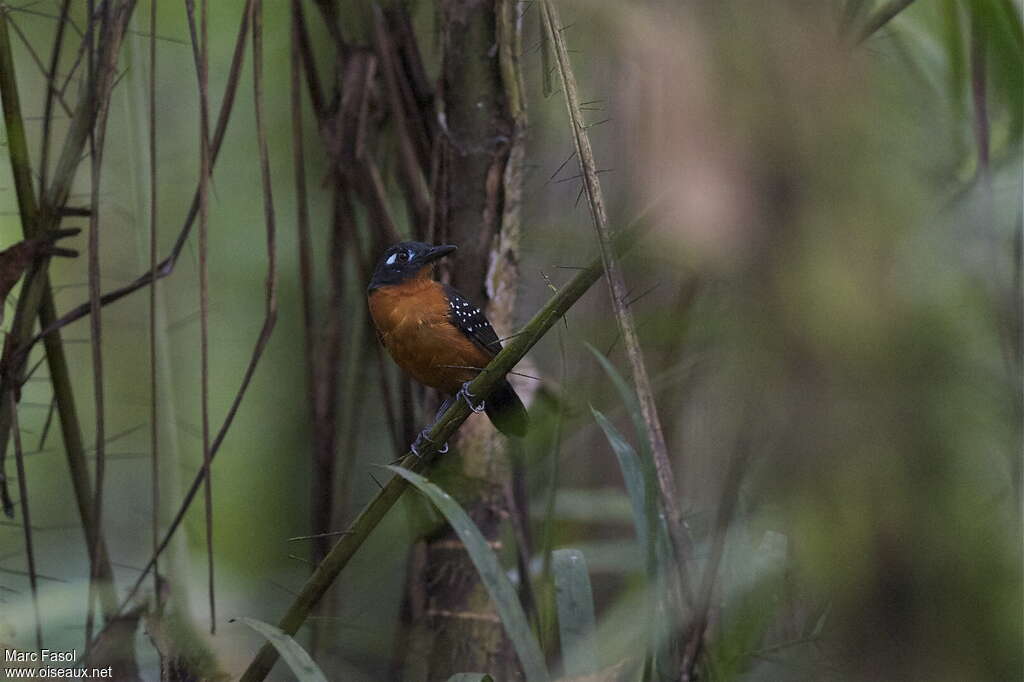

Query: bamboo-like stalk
[238,221,648,682]
[539,3,692,670]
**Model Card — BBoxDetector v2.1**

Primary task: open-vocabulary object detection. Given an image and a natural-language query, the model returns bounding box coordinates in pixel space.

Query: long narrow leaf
[552,549,598,676]
[591,407,675,679]
[587,344,650,461]
[237,617,328,682]
[591,408,651,560]
[386,466,550,682]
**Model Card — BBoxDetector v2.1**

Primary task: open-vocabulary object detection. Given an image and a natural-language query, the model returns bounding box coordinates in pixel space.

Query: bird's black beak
[422,244,457,263]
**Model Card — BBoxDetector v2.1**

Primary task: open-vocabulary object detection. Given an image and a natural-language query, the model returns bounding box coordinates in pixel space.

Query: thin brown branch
[290,0,324,117]
[184,0,216,635]
[370,5,431,226]
[148,0,160,599]
[85,0,117,645]
[289,0,321,564]
[4,11,73,118]
[38,0,72,225]
[312,0,347,59]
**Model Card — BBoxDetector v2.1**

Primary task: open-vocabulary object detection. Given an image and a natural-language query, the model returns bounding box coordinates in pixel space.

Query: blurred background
[0,1,1020,680]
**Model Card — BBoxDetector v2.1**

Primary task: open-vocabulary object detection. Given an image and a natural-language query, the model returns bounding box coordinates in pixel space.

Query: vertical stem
[185,0,216,634]
[148,0,161,599]
[199,0,215,634]
[84,0,109,647]
[11,403,42,649]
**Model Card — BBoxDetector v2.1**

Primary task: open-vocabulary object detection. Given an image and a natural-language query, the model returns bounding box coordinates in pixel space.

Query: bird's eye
[397,252,409,262]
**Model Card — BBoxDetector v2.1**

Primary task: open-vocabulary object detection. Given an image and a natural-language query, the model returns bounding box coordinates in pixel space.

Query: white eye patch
[385,253,398,265]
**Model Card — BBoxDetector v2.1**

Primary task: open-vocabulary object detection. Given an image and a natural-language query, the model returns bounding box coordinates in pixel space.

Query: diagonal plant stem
[38,0,72,198]
[539,0,692,663]
[238,218,651,682]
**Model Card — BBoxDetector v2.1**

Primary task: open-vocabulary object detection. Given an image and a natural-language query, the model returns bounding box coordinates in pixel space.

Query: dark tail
[485,380,528,437]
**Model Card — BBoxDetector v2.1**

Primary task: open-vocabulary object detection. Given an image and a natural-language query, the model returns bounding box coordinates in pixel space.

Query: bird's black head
[368,241,457,290]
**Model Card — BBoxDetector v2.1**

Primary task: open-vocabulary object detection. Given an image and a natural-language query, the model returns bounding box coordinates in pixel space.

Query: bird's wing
[442,284,503,357]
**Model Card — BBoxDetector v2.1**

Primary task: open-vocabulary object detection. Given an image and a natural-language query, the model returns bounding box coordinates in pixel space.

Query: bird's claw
[410,428,448,459]
[458,382,486,413]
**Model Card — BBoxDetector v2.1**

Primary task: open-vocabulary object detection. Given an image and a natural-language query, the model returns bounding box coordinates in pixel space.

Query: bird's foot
[409,428,449,459]
[458,381,486,413]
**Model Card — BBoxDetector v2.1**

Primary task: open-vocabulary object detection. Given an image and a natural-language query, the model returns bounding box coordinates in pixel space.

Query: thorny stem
[540,3,692,676]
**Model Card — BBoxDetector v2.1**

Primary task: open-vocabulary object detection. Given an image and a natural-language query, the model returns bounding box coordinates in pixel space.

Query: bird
[367,241,528,454]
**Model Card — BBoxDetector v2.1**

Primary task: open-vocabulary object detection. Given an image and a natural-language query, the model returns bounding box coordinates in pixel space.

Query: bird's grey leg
[408,398,456,459]
[457,381,486,413]
[410,428,449,459]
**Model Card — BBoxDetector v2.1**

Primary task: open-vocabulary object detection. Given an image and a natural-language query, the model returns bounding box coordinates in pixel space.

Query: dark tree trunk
[402,1,527,680]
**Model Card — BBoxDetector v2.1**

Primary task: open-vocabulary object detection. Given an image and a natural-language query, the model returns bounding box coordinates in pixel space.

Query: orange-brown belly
[368,281,492,394]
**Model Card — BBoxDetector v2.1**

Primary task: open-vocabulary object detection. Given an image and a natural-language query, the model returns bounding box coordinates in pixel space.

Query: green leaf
[590,407,651,561]
[236,617,328,682]
[446,675,494,682]
[552,549,598,676]
[586,344,649,458]
[386,465,550,682]
[591,405,676,678]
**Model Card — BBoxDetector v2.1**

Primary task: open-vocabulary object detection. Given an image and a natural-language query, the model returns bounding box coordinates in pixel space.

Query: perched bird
[367,241,528,453]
